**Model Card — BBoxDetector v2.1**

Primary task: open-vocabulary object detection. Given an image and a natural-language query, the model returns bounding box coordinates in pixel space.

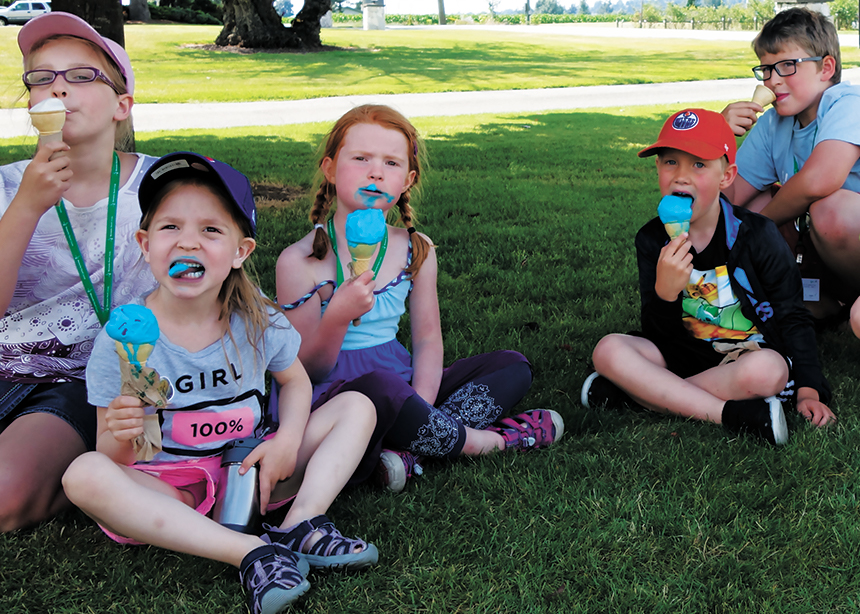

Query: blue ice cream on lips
[658,194,693,240]
[357,183,395,207]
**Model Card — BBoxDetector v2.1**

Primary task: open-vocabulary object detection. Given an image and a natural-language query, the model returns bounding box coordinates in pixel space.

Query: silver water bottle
[212,438,264,533]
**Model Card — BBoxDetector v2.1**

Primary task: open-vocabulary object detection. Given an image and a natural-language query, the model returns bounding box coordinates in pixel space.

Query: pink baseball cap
[18,12,134,95]
[638,108,736,164]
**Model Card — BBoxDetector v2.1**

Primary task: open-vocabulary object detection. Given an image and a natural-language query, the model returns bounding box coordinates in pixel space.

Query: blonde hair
[24,35,134,151]
[140,179,279,375]
[753,8,841,84]
[309,104,431,277]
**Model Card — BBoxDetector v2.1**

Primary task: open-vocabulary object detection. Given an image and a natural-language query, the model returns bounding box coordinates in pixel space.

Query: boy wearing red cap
[581,108,835,445]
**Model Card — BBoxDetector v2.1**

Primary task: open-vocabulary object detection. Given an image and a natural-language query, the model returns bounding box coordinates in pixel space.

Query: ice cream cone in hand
[345,208,387,326]
[658,194,693,240]
[751,85,775,110]
[29,99,67,160]
[29,98,66,140]
[348,242,377,276]
[106,305,168,461]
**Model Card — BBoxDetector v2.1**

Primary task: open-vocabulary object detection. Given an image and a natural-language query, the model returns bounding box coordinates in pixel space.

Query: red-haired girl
[276,105,564,492]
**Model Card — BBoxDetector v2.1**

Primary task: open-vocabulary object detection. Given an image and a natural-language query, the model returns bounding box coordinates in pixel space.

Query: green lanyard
[54,151,120,326]
[327,216,388,286]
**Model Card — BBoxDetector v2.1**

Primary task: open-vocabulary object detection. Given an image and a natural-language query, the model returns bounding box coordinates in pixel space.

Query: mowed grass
[2,107,860,613]
[2,23,857,105]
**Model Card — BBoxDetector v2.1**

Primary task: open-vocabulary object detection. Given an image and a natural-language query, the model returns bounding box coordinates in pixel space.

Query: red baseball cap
[638,109,736,164]
[19,12,134,95]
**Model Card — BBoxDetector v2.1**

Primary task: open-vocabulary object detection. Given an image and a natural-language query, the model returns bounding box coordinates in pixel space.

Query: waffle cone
[29,110,66,135]
[351,257,372,276]
[348,242,378,277]
[664,221,690,240]
[751,85,776,108]
[114,341,154,368]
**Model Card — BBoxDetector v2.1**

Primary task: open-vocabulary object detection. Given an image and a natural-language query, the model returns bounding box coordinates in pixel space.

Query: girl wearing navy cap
[64,153,378,614]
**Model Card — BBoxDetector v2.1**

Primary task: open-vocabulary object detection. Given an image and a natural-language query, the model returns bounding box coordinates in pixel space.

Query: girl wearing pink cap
[0,12,157,530]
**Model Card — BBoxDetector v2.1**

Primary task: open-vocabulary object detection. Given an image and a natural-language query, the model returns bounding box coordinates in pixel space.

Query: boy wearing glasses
[721,8,860,325]
[581,109,835,444]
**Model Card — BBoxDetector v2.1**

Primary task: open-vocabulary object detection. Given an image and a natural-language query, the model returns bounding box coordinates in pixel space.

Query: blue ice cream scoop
[657,194,693,239]
[106,304,160,345]
[346,208,386,249]
[106,304,160,369]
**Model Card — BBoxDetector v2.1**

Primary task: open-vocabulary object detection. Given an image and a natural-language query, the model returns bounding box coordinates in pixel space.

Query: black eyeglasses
[752,57,824,81]
[22,67,120,94]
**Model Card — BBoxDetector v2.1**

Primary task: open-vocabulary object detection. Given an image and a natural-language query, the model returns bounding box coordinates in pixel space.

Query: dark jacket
[635,197,831,404]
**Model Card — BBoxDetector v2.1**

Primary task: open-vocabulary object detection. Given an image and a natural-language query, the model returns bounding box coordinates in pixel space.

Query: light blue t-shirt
[736,81,860,193]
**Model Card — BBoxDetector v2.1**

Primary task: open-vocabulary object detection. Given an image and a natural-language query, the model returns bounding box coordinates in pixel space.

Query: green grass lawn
[2,23,859,105]
[2,106,860,612]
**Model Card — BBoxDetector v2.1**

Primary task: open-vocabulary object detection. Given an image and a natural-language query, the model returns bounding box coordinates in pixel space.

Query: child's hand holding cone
[345,208,387,326]
[106,305,167,461]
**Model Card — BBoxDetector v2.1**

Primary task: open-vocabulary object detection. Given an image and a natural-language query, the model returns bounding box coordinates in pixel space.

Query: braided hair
[309,104,430,277]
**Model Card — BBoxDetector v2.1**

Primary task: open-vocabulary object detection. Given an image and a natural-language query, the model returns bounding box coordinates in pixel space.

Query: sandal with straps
[488,409,565,450]
[263,515,379,571]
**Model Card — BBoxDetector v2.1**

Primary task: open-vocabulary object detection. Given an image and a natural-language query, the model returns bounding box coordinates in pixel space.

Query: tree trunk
[52,0,125,46]
[128,0,151,22]
[437,0,446,24]
[217,0,331,49]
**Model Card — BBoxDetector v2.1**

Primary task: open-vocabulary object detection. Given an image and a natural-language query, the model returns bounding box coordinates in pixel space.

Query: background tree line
[331,0,857,30]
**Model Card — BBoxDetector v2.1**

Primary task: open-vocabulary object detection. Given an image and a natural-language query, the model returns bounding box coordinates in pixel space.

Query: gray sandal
[264,515,379,571]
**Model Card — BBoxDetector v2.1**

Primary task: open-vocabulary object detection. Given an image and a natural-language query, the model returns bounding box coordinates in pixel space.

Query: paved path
[2,23,858,139]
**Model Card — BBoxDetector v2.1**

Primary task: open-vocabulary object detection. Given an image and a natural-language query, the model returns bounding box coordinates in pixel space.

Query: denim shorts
[0,379,97,451]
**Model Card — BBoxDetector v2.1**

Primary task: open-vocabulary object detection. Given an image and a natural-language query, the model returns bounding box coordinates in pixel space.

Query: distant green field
[0,23,839,106]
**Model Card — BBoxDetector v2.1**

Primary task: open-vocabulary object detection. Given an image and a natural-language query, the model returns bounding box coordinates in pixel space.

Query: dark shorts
[634,331,795,402]
[0,380,97,451]
[633,330,723,379]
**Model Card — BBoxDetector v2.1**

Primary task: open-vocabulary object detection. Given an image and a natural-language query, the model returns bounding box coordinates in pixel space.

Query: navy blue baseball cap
[139,152,257,236]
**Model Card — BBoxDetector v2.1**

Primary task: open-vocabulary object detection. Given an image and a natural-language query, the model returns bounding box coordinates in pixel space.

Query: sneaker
[722,396,788,446]
[240,538,311,614]
[376,449,423,493]
[580,372,634,410]
[488,409,564,450]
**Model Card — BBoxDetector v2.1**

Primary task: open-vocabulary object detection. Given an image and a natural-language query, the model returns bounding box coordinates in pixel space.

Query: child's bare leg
[809,189,860,296]
[851,296,860,339]
[274,391,375,527]
[593,333,725,423]
[63,452,264,567]
[0,413,85,531]
[460,428,504,456]
[265,392,378,569]
[686,349,788,402]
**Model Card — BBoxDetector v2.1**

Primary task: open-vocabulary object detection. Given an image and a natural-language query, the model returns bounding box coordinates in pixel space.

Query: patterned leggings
[313,350,532,481]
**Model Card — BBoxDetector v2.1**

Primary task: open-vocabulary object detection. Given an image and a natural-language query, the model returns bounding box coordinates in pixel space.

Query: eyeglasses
[752,57,824,81]
[22,67,120,94]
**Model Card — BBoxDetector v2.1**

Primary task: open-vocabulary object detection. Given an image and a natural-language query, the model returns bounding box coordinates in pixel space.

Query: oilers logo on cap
[672,111,699,131]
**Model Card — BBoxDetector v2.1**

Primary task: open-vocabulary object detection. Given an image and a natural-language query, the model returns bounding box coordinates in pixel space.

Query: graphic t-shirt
[682,210,763,344]
[0,154,158,382]
[86,304,301,462]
